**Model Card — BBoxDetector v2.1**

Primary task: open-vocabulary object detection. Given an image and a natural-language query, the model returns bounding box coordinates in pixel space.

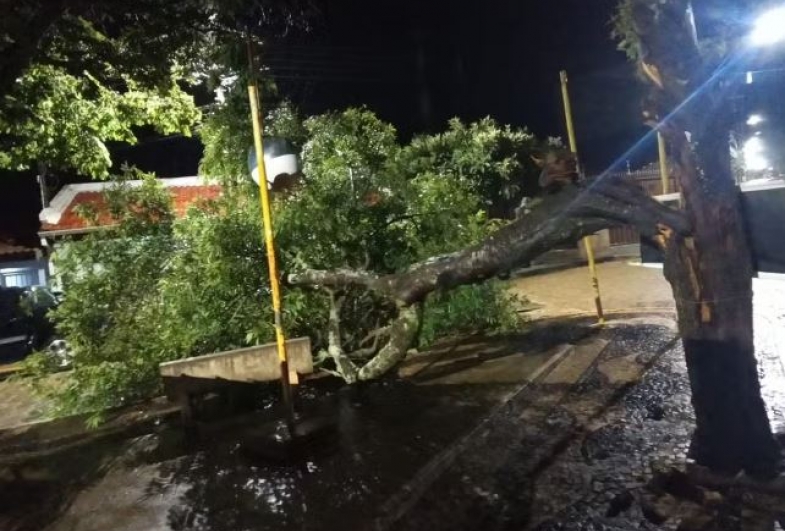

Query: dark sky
[2,0,654,246]
[272,0,649,164]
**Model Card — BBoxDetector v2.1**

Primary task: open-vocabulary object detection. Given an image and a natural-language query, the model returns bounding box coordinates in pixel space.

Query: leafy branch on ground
[24,108,559,422]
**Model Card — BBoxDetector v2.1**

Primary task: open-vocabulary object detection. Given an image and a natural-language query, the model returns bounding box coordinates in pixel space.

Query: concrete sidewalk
[0,378,50,430]
[510,261,675,319]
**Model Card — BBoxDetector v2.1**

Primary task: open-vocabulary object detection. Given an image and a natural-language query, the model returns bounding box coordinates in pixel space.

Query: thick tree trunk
[632,0,780,475]
[662,128,779,476]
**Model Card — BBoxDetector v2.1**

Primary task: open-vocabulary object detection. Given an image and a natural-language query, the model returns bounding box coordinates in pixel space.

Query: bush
[419,283,524,348]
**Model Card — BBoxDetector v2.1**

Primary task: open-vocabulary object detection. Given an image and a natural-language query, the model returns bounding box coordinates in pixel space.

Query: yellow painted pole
[247,45,296,431]
[657,132,669,195]
[559,70,605,324]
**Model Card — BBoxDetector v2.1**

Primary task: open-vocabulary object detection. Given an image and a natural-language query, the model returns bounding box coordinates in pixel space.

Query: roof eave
[38,224,119,239]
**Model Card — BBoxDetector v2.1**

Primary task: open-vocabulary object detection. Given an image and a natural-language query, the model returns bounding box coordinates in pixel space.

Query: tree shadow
[407,316,598,384]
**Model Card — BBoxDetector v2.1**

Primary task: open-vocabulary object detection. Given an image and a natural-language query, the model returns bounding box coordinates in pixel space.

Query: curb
[511,255,638,279]
[0,400,180,465]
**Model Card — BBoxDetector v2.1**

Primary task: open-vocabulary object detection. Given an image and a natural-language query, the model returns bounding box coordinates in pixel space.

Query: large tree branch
[288,268,379,292]
[290,167,689,385]
[289,176,690,305]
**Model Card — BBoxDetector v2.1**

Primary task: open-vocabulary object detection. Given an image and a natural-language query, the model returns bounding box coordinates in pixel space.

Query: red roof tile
[41,185,222,233]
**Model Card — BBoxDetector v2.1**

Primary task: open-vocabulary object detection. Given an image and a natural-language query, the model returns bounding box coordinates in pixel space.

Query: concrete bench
[159,337,312,419]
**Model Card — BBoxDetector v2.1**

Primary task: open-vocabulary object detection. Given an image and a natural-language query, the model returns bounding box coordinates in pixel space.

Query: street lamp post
[245,38,303,435]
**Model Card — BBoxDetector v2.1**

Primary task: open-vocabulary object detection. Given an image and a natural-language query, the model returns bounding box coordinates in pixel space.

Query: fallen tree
[293,0,782,479]
[289,172,690,382]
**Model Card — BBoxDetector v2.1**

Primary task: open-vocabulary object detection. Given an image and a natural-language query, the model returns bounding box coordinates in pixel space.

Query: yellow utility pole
[657,132,669,195]
[247,40,296,431]
[559,70,605,324]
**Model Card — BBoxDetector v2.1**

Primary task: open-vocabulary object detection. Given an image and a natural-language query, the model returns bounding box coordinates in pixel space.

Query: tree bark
[290,178,689,304]
[631,0,779,476]
[290,176,689,383]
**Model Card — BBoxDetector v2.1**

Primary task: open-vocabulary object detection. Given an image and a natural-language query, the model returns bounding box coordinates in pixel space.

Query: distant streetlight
[751,6,785,46]
[744,136,769,171]
[747,114,765,126]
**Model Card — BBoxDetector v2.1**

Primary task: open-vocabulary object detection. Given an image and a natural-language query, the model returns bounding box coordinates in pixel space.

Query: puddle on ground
[4,380,515,531]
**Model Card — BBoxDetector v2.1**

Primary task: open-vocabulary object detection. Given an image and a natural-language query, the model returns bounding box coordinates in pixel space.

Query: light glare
[747,114,765,126]
[744,137,769,171]
[751,6,785,46]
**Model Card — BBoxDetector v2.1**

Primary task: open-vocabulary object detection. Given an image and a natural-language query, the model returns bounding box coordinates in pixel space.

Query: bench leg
[178,392,195,423]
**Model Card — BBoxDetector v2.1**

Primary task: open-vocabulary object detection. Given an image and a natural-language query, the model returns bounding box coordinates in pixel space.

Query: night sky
[2,0,654,246]
[272,0,647,163]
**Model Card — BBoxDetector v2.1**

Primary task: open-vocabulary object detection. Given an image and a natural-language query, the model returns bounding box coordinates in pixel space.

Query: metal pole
[657,132,669,195]
[247,40,296,433]
[37,162,49,209]
[559,70,605,324]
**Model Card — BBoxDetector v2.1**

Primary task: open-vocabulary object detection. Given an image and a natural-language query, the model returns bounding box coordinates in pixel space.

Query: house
[0,241,47,287]
[39,176,222,238]
[38,176,222,281]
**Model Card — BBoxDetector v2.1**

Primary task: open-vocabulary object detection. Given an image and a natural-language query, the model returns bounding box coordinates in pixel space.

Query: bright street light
[751,6,785,46]
[744,136,770,171]
[747,114,765,126]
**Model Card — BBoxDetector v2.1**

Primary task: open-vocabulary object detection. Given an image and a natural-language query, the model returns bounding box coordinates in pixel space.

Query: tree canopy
[27,109,548,419]
[0,0,318,177]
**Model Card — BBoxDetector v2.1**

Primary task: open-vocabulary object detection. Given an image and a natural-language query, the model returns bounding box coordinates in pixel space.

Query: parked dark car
[0,285,61,363]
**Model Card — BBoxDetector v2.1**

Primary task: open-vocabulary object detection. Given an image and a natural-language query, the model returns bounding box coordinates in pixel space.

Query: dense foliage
[0,64,200,177]
[24,171,180,419]
[0,0,318,177]
[397,118,550,218]
[25,108,549,422]
[0,2,208,176]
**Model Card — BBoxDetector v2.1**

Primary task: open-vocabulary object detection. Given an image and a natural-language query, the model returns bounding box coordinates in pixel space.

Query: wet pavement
[510,262,676,318]
[2,265,785,531]
[1,380,507,531]
[1,325,588,531]
[391,273,785,530]
[391,317,681,531]
[0,316,691,531]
